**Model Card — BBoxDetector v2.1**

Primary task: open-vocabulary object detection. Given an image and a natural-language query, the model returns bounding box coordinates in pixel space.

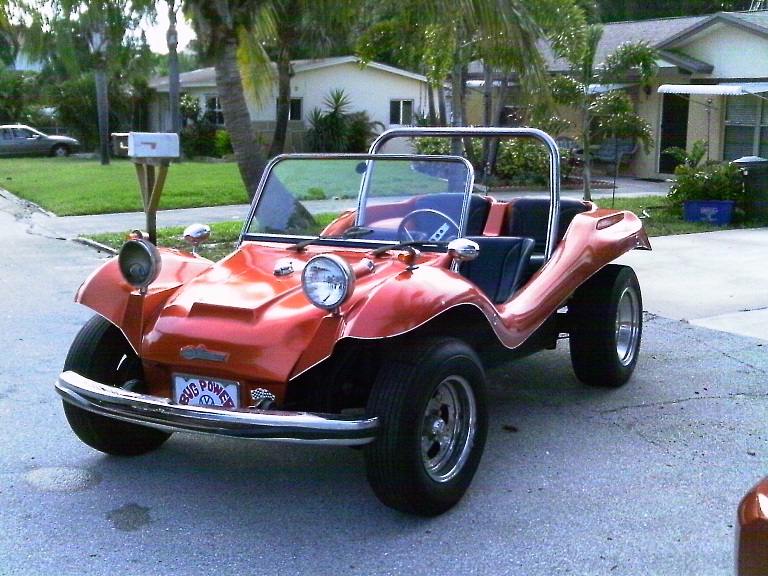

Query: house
[469,10,768,180]
[148,56,434,152]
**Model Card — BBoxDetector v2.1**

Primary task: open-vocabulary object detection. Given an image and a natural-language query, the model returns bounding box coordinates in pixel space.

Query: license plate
[173,374,240,408]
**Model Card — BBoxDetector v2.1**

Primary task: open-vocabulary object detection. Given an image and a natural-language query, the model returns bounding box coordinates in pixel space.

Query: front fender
[341,264,492,339]
[76,248,214,352]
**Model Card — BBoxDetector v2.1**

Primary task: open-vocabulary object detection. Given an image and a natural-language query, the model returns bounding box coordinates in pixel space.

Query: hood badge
[180,345,229,363]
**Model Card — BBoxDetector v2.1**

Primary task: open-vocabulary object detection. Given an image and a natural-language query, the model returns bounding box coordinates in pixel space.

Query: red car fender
[75,249,214,353]
[736,477,768,576]
[497,209,650,346]
[340,263,492,340]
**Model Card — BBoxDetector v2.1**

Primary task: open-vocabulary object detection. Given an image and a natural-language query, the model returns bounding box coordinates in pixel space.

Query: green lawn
[0,156,248,216]
[2,157,760,259]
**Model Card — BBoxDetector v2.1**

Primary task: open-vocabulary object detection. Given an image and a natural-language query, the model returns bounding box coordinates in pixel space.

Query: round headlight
[301,255,354,311]
[118,239,162,291]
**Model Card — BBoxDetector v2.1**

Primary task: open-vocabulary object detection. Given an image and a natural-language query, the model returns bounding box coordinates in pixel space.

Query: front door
[659,94,689,174]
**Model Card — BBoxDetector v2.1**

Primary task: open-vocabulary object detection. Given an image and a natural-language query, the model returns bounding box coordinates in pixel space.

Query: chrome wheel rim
[615,285,641,366]
[421,376,477,483]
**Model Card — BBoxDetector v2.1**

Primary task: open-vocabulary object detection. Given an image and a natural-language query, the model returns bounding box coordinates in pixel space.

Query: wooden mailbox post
[113,132,180,245]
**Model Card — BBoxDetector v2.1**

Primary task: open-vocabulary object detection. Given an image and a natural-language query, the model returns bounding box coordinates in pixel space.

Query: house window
[290,98,302,121]
[277,98,302,121]
[723,96,768,160]
[205,95,224,125]
[390,99,413,125]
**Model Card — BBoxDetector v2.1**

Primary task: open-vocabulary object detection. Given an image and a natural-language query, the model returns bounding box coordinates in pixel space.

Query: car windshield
[242,155,476,247]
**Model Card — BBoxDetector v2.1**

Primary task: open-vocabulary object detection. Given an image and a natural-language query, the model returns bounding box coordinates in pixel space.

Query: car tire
[62,315,171,456]
[364,338,488,516]
[51,144,70,157]
[568,264,643,387]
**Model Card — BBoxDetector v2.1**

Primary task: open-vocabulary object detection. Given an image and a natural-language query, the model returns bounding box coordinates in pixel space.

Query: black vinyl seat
[505,197,588,272]
[460,236,536,303]
[505,197,588,251]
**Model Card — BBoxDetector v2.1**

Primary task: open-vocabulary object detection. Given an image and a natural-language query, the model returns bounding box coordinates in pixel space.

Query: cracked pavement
[0,186,767,575]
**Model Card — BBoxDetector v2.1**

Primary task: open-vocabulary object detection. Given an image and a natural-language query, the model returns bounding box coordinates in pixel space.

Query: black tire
[51,144,70,157]
[364,338,488,516]
[62,315,171,456]
[568,265,643,387]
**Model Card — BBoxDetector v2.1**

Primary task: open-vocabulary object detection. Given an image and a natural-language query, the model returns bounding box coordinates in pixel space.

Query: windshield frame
[239,153,476,250]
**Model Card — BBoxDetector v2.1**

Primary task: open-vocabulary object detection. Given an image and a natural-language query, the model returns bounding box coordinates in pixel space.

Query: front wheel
[51,144,70,157]
[568,265,643,387]
[364,338,488,516]
[62,315,171,456]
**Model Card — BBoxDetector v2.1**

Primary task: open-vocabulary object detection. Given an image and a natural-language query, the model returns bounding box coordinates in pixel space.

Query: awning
[658,83,768,96]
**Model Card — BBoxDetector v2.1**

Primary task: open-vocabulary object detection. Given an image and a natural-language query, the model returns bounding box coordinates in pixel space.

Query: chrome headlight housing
[118,239,162,291]
[301,254,355,311]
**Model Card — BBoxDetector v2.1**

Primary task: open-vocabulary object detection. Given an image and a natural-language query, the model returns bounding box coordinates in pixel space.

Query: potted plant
[665,140,743,225]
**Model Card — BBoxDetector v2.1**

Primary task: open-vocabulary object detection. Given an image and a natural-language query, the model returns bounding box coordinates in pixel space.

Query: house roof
[543,10,768,74]
[149,56,427,92]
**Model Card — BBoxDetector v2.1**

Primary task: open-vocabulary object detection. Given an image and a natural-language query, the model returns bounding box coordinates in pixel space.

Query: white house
[577,10,768,178]
[148,56,434,152]
[469,10,768,179]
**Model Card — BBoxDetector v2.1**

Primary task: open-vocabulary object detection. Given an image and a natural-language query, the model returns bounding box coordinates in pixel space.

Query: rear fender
[499,208,650,345]
[76,249,214,352]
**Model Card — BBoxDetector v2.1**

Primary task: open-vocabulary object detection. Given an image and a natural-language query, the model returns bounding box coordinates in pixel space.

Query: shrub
[346,111,384,153]
[667,161,743,206]
[494,140,550,185]
[180,119,218,158]
[214,129,233,157]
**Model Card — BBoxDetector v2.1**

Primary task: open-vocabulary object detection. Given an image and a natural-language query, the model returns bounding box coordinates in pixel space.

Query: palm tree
[356,0,586,141]
[183,0,275,199]
[267,0,358,157]
[550,24,657,200]
[20,0,154,165]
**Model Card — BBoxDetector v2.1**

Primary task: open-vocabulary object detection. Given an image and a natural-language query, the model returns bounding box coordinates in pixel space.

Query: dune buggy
[57,127,650,516]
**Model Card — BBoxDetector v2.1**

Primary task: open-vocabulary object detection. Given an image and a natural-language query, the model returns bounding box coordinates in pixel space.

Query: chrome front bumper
[56,371,379,445]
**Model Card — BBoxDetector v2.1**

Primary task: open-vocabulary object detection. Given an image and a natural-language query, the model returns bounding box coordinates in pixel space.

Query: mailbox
[127,132,180,158]
[111,132,129,156]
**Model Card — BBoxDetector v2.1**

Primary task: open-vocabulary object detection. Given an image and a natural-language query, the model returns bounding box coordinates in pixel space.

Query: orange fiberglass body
[56,127,651,515]
[736,477,768,575]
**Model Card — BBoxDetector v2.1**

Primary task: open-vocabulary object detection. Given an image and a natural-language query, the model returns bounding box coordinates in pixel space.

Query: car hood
[140,242,424,388]
[48,134,79,144]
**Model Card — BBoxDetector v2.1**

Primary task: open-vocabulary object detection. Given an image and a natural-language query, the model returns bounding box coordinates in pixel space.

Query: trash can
[732,156,768,223]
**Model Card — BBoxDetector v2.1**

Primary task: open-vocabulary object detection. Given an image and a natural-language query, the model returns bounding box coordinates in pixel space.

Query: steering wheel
[397,209,460,242]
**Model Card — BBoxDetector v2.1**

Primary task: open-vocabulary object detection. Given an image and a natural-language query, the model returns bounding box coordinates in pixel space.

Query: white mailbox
[127,132,180,158]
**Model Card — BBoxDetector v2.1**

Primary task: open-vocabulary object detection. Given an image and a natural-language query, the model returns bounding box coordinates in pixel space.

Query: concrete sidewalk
[618,228,768,342]
[9,178,768,342]
[26,176,670,240]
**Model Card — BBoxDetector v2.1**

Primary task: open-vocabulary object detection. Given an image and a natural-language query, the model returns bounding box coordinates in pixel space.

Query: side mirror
[183,223,211,254]
[447,238,479,262]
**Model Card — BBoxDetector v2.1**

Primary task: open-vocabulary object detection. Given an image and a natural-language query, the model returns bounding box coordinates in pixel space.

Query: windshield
[242,155,476,246]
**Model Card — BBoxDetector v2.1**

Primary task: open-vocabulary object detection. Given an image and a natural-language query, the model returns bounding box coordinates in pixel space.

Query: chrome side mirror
[447,238,479,262]
[183,223,211,254]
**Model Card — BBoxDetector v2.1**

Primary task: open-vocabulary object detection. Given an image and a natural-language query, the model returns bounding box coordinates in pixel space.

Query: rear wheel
[364,338,488,516]
[62,315,171,456]
[569,265,642,387]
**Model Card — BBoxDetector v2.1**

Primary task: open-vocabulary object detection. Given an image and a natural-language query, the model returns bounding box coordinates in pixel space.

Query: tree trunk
[581,105,592,201]
[167,7,182,139]
[487,72,511,176]
[437,85,447,126]
[214,36,268,201]
[450,58,464,156]
[270,48,292,157]
[95,61,110,166]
